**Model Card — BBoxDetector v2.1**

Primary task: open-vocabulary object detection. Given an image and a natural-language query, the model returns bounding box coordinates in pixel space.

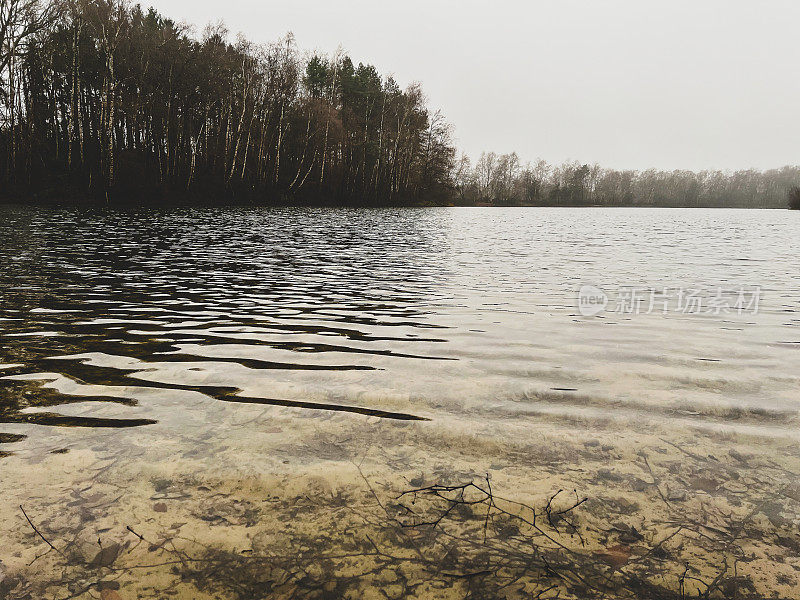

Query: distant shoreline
[1,194,791,210]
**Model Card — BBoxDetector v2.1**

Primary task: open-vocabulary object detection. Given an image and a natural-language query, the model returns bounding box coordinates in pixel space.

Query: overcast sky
[151,0,799,172]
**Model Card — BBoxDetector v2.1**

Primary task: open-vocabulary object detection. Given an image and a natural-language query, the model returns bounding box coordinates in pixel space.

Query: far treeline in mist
[1,0,799,207]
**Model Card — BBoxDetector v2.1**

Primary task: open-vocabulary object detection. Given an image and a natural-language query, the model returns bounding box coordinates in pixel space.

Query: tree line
[790,187,800,210]
[0,0,455,204]
[1,0,797,207]
[454,153,800,208]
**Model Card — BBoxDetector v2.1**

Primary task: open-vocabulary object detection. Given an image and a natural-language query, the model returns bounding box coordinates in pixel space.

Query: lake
[1,206,799,599]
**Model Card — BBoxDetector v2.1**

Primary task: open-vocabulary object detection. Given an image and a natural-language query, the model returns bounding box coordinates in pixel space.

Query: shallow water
[1,206,799,598]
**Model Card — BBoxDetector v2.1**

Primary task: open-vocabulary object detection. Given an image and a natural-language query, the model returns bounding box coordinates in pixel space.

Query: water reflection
[1,206,799,454]
[0,207,457,440]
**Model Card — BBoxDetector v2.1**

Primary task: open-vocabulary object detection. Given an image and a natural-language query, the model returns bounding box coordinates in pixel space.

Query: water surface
[1,206,797,435]
[1,206,799,598]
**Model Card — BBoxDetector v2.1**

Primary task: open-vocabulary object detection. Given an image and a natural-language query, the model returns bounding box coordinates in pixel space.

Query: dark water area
[0,206,455,430]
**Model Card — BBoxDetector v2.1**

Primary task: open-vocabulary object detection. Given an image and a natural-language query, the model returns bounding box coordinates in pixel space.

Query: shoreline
[0,196,792,210]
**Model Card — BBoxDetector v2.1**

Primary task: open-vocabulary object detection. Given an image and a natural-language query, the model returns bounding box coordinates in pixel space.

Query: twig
[20,505,65,557]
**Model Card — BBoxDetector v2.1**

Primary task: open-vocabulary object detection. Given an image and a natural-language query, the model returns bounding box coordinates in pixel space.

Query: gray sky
[152,0,799,171]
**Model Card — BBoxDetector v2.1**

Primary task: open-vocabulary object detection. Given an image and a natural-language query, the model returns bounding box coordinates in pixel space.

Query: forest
[455,154,800,208]
[0,0,456,204]
[1,0,798,207]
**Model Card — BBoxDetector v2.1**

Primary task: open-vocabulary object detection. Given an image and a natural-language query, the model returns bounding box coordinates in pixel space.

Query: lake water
[1,206,799,599]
